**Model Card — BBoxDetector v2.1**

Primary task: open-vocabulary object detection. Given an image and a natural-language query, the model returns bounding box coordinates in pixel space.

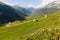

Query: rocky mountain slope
[0,2,26,24]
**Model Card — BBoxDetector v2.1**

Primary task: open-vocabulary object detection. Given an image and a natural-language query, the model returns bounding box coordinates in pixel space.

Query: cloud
[36,0,57,8]
[26,4,36,8]
[3,2,19,6]
[27,4,34,7]
[26,0,57,9]
[5,3,10,5]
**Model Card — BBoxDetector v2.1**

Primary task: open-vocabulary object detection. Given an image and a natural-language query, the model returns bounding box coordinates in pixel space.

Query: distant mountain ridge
[46,1,60,9]
[26,7,37,12]
[35,1,60,16]
[12,5,31,16]
[29,1,60,18]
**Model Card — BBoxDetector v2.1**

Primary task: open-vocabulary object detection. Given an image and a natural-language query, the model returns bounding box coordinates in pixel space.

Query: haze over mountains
[29,1,60,18]
[37,1,60,16]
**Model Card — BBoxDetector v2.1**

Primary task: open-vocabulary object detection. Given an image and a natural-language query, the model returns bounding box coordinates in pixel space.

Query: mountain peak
[45,1,60,8]
[0,1,6,5]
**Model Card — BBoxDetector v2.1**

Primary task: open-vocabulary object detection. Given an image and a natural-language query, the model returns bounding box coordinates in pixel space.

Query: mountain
[12,5,31,16]
[26,7,37,12]
[0,12,60,40]
[0,2,26,24]
[32,1,60,17]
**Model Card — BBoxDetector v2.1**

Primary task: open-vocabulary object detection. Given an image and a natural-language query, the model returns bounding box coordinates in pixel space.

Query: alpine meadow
[0,0,60,40]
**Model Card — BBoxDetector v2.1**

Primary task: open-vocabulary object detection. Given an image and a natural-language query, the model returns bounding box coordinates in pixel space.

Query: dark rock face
[13,5,31,16]
[0,2,25,24]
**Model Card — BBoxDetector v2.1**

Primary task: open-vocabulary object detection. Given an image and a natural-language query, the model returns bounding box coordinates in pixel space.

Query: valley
[0,0,60,40]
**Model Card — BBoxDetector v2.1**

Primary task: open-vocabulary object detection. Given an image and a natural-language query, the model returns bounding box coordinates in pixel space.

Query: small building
[32,19,38,22]
[6,22,11,27]
[44,15,47,18]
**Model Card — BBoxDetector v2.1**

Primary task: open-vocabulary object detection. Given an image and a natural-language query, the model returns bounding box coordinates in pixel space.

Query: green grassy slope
[20,12,60,40]
[0,12,60,40]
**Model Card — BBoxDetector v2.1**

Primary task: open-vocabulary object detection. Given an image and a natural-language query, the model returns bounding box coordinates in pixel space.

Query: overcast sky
[0,0,57,8]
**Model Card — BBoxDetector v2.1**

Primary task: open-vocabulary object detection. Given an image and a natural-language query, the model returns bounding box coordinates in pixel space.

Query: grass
[0,12,60,40]
[0,19,42,40]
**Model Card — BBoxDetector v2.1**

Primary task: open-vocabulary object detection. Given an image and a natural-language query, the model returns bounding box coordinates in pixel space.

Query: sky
[0,0,57,8]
